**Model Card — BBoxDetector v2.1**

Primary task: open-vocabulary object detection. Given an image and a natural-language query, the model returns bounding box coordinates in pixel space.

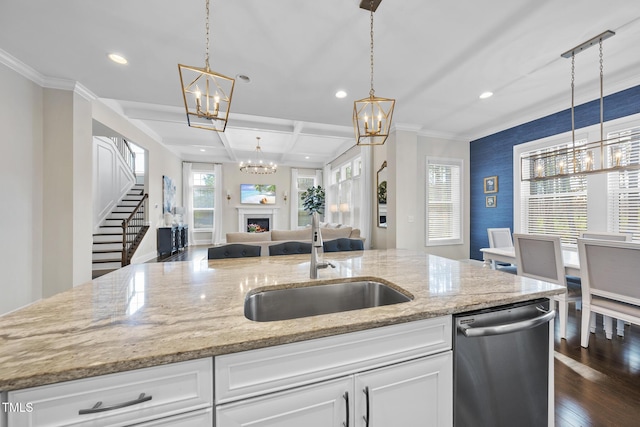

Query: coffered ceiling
[1,0,640,167]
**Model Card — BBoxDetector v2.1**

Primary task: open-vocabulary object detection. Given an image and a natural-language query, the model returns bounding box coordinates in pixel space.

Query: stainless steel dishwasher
[453,298,554,427]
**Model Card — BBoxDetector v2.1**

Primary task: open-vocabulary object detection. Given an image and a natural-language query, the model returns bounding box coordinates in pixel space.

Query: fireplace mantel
[236,207,280,232]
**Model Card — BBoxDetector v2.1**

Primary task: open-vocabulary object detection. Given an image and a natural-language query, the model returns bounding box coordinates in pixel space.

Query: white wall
[0,63,44,314]
[383,128,470,260]
[92,137,136,230]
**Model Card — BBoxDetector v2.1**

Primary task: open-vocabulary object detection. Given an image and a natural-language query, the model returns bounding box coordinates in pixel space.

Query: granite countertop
[0,249,564,391]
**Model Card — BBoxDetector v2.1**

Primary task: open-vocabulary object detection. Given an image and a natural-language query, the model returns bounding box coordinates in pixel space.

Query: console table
[157,225,188,258]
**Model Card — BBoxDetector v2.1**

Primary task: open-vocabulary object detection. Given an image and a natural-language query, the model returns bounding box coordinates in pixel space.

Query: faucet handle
[327,262,336,269]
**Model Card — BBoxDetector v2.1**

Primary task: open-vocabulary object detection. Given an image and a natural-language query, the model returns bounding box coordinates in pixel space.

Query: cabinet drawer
[215,316,451,404]
[135,408,212,426]
[8,358,213,427]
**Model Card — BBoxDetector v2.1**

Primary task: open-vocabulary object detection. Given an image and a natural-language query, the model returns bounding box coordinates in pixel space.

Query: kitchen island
[0,249,564,426]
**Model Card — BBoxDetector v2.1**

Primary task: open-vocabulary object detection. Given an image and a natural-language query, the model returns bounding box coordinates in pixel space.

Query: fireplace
[247,218,270,233]
[237,207,280,232]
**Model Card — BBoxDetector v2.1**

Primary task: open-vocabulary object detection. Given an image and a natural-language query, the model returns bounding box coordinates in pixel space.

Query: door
[216,377,352,427]
[355,353,453,427]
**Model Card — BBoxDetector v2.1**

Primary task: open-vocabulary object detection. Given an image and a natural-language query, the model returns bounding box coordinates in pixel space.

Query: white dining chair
[487,228,517,274]
[514,233,581,340]
[579,231,633,242]
[577,238,640,348]
[578,231,633,337]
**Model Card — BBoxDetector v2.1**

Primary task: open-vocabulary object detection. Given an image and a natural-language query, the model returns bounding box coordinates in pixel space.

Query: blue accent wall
[469,85,640,260]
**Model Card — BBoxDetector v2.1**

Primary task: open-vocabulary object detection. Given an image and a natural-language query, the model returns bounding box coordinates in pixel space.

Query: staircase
[92,184,148,277]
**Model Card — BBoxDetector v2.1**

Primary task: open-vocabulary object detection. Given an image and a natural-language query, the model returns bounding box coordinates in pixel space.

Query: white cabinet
[355,353,452,427]
[217,377,351,427]
[215,317,453,427]
[217,353,452,427]
[6,358,213,427]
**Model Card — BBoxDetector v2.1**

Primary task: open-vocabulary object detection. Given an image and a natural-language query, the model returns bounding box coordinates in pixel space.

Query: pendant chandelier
[239,137,278,174]
[178,0,235,132]
[520,30,640,181]
[352,0,395,146]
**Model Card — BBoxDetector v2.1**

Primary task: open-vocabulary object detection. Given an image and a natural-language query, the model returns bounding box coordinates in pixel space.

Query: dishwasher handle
[458,307,555,337]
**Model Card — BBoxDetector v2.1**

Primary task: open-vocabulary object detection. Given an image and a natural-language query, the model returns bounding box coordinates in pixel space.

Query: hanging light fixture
[239,137,278,174]
[353,0,395,146]
[519,30,640,181]
[178,0,235,132]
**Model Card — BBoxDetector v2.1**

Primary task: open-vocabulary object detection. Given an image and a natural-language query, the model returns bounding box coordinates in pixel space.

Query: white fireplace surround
[237,207,280,232]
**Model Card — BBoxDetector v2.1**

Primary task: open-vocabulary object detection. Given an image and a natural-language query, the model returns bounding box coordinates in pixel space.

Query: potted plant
[301,185,325,215]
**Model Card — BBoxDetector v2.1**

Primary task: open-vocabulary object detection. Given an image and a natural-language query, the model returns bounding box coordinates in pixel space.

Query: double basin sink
[244,279,413,322]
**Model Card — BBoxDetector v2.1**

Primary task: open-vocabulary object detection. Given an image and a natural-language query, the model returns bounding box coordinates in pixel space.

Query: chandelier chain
[205,0,210,70]
[369,0,375,97]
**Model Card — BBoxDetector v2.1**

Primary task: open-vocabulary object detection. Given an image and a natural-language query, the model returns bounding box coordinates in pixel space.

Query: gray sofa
[225,227,363,256]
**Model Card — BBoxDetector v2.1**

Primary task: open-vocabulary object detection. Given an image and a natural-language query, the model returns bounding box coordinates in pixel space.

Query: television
[240,184,276,204]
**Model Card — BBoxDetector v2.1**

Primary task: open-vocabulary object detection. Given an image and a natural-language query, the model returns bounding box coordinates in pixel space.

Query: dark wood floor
[150,247,640,426]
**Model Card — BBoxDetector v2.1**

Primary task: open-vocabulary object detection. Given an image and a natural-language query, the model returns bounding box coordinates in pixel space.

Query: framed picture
[484,176,498,193]
[486,195,496,208]
[162,175,176,214]
[240,184,276,204]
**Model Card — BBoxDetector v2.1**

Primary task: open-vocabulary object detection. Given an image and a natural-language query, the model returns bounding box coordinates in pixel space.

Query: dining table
[480,246,581,278]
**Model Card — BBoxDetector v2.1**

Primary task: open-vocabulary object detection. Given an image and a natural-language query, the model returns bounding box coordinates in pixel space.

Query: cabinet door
[355,352,452,427]
[216,377,352,427]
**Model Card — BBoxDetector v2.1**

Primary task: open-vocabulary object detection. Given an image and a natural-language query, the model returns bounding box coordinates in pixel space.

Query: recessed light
[108,53,128,65]
[200,149,206,152]
[335,90,347,99]
[305,156,310,159]
[236,74,251,83]
[479,91,493,99]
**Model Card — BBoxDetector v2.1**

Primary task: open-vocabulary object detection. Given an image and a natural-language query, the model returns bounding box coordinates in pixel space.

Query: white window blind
[607,127,640,241]
[426,158,462,246]
[520,140,587,246]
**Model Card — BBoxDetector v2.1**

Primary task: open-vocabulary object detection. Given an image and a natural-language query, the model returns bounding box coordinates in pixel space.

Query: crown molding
[0,48,96,101]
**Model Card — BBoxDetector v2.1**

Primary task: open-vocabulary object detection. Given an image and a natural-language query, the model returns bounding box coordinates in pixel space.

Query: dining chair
[487,228,517,274]
[577,238,640,348]
[579,231,633,242]
[322,238,364,252]
[576,231,633,336]
[514,233,581,339]
[208,244,262,259]
[268,241,312,256]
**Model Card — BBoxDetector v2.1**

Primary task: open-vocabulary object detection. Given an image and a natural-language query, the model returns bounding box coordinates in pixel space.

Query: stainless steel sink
[244,280,413,322]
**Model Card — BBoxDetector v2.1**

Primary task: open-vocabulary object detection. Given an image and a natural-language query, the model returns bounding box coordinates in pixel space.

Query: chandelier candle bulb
[615,150,622,167]
[559,161,565,175]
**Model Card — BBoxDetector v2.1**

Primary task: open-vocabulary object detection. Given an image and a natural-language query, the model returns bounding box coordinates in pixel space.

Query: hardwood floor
[555,307,640,427]
[148,247,640,426]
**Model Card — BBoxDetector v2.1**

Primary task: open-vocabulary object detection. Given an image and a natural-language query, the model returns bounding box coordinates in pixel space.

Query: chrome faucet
[310,212,335,279]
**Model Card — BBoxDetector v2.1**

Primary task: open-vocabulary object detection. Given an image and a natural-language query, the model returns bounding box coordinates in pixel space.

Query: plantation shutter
[607,127,640,241]
[426,158,462,245]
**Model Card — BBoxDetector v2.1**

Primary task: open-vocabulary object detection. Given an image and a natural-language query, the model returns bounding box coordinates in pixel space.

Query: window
[296,174,318,228]
[519,140,588,246]
[607,127,640,239]
[192,172,215,230]
[328,156,362,228]
[426,158,462,246]
[514,116,640,245]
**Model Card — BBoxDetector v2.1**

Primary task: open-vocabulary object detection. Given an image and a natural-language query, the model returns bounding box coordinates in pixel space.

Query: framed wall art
[484,176,498,193]
[486,195,496,208]
[162,175,176,214]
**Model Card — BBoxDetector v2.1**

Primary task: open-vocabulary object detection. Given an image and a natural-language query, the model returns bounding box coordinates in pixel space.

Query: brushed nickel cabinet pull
[78,393,152,415]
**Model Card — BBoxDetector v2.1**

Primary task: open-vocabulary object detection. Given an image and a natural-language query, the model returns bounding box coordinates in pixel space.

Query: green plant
[300,185,325,214]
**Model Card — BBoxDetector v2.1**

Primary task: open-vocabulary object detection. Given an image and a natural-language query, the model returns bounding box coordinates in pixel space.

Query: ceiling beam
[278,121,305,164]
